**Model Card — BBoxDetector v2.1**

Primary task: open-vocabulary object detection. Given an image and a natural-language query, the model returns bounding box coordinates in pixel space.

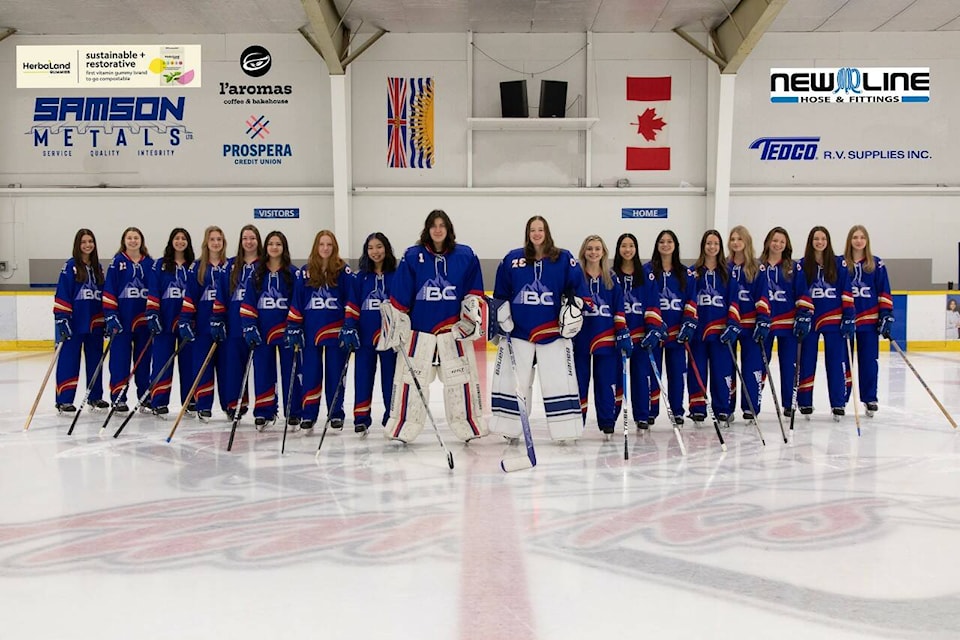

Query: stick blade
[500,455,535,473]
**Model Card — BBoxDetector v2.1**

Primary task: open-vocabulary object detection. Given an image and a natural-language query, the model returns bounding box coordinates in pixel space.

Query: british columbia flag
[387,76,434,169]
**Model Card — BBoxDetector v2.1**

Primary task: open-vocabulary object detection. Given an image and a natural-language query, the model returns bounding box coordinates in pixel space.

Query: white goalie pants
[384,330,488,443]
[489,337,583,441]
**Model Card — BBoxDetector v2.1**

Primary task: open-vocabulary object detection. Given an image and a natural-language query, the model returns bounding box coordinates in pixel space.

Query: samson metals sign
[770,67,930,104]
[622,208,668,219]
[17,45,201,88]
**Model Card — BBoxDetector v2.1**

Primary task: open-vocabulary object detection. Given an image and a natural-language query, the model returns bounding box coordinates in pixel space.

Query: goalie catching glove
[378,301,412,351]
[453,294,483,342]
[558,294,584,339]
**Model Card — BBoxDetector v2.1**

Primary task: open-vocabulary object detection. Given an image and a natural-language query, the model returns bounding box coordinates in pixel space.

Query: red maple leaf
[632,107,666,142]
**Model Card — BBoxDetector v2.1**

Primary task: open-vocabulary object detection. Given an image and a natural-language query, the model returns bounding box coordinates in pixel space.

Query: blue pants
[221,337,251,413]
[686,339,732,417]
[624,346,652,423]
[853,329,879,403]
[353,346,396,428]
[730,334,763,416]
[251,342,302,420]
[109,328,151,403]
[150,333,193,409]
[574,348,620,430]
[300,343,346,422]
[649,344,686,418]
[56,333,105,404]
[798,331,850,409]
[192,334,228,412]
[763,333,797,410]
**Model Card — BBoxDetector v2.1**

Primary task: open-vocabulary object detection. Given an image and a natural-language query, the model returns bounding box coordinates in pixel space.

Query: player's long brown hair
[418,209,456,254]
[117,227,149,258]
[803,226,838,285]
[578,234,613,289]
[197,226,226,286]
[693,230,728,285]
[760,226,794,281]
[524,215,560,262]
[844,225,876,274]
[728,225,760,282]
[307,230,345,289]
[230,224,262,294]
[72,228,104,285]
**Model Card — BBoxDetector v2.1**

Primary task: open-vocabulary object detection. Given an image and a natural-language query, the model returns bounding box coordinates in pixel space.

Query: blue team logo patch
[416,276,456,302]
[307,291,339,310]
[120,277,147,299]
[513,281,554,306]
[361,289,386,311]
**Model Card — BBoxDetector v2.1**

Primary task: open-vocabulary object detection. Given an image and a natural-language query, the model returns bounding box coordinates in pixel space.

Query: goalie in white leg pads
[380,210,488,443]
[488,216,593,442]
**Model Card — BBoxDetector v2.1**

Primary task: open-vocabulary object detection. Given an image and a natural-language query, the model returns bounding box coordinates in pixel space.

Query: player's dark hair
[72,228,104,285]
[254,231,293,291]
[693,230,728,285]
[803,226,838,285]
[613,233,643,277]
[161,228,195,273]
[359,232,397,274]
[117,227,150,258]
[650,229,686,292]
[230,224,262,294]
[418,209,456,254]
[307,230,345,289]
[760,226,794,281]
[524,215,560,262]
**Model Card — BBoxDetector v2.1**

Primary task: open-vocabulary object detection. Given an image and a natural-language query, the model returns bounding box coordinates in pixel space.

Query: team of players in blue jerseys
[52,215,894,436]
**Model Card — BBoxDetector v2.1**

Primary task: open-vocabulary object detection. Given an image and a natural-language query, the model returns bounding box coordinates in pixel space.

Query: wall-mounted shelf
[466,117,598,131]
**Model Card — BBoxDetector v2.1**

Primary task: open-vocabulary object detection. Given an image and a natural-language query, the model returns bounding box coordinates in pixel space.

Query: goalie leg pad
[384,331,437,443]
[489,337,536,439]
[536,338,583,441]
[436,332,488,441]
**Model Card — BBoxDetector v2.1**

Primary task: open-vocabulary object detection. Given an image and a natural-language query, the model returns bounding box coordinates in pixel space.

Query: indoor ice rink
[2,1,960,639]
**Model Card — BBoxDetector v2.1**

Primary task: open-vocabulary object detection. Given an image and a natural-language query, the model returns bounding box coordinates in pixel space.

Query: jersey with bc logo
[54,258,104,334]
[288,265,357,346]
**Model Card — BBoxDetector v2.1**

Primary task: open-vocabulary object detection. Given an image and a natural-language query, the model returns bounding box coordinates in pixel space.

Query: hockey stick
[789,340,802,431]
[845,339,862,436]
[727,343,765,446]
[281,345,300,455]
[316,349,353,456]
[226,349,256,451]
[67,334,114,436]
[97,335,154,435]
[621,351,629,461]
[391,338,455,470]
[758,346,788,443]
[167,341,218,443]
[646,347,686,456]
[890,339,957,429]
[113,337,189,438]
[23,342,64,431]
[500,336,537,472]
[683,343,727,452]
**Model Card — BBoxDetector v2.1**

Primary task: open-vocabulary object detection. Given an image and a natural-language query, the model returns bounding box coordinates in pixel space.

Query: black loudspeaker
[500,80,528,118]
[539,80,567,118]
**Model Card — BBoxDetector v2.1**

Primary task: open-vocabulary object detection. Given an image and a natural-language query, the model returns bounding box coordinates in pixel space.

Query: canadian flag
[626,76,671,171]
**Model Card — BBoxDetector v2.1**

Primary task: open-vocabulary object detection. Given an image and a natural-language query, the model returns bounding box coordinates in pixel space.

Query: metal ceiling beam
[712,0,790,74]
[0,27,17,44]
[340,29,387,68]
[300,0,346,75]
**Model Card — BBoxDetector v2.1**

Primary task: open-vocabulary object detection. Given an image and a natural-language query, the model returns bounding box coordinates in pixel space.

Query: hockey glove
[840,317,856,340]
[615,328,633,356]
[243,325,263,347]
[677,319,697,344]
[209,319,227,343]
[146,312,163,336]
[877,314,894,339]
[285,325,305,349]
[485,297,514,346]
[558,295,584,339]
[453,295,483,342]
[339,326,360,352]
[55,317,73,342]
[793,314,812,339]
[719,324,741,345]
[378,302,411,352]
[753,319,771,344]
[641,325,665,351]
[177,320,196,343]
[104,314,123,336]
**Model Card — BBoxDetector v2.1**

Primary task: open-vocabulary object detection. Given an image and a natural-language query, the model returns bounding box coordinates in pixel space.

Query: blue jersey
[241,266,297,345]
[493,248,591,344]
[389,243,484,335]
[146,259,190,333]
[849,256,893,329]
[796,257,854,333]
[575,271,626,354]
[349,270,395,348]
[728,262,771,330]
[216,258,258,339]
[690,268,736,342]
[288,265,357,346]
[618,272,650,344]
[53,258,104,335]
[180,260,227,328]
[764,260,802,336]
[643,262,696,343]
[102,252,154,332]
